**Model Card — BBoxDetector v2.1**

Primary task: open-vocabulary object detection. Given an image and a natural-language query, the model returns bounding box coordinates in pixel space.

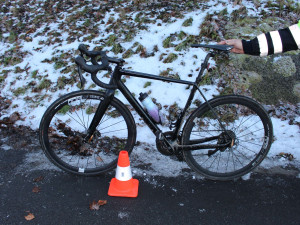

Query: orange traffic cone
[108,151,139,198]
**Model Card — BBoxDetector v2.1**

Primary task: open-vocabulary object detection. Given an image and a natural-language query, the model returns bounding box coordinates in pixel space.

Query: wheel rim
[42,93,132,174]
[183,99,271,178]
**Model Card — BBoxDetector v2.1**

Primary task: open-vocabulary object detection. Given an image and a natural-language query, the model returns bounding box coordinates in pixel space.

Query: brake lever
[77,66,86,89]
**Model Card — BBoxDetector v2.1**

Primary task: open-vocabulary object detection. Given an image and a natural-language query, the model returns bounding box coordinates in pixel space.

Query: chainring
[156,131,175,156]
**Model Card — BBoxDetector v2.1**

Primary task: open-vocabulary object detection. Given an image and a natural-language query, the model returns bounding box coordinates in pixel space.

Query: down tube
[117,81,162,135]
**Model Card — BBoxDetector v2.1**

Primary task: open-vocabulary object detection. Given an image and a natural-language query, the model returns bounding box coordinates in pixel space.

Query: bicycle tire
[39,90,136,176]
[182,95,273,181]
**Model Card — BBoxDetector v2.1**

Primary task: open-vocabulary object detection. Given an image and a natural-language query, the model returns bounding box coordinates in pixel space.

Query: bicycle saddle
[191,44,233,51]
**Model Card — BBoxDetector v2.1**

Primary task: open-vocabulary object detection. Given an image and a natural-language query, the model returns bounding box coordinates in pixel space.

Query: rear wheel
[39,90,136,176]
[182,95,273,180]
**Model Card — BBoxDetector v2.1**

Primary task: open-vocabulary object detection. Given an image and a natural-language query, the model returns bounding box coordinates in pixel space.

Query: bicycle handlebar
[75,44,118,89]
[75,43,232,90]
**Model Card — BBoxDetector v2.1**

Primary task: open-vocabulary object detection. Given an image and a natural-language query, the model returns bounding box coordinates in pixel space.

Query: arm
[219,20,300,56]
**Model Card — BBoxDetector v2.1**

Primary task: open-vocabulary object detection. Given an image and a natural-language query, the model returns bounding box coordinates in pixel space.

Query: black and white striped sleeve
[242,21,300,56]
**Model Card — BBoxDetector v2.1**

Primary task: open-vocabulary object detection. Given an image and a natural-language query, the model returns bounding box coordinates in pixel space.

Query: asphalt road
[1,127,300,225]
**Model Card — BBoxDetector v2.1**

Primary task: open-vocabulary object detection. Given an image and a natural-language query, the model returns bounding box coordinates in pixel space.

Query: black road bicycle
[39,44,273,181]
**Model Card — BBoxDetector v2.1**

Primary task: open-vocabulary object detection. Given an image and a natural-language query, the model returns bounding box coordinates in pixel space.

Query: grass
[122,49,134,58]
[58,105,70,115]
[13,87,27,96]
[112,43,124,54]
[106,35,117,46]
[163,36,174,48]
[0,76,5,83]
[1,0,299,123]
[31,70,38,79]
[182,17,193,27]
[163,53,178,63]
[37,79,52,90]
[143,81,151,88]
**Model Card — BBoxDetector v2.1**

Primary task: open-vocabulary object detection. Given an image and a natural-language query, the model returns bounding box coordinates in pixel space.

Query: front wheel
[39,90,136,176]
[182,95,273,181]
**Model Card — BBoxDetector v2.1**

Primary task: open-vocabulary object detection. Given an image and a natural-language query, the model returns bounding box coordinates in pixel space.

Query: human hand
[218,39,244,54]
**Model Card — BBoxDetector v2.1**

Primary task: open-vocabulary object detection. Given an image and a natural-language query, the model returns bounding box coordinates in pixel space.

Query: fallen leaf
[32,186,40,193]
[97,200,107,206]
[25,213,35,221]
[33,176,44,182]
[89,200,107,210]
[96,156,103,162]
[89,201,100,210]
[277,152,295,161]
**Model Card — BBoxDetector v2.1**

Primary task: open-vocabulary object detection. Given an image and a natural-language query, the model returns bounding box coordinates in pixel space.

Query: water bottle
[139,93,166,125]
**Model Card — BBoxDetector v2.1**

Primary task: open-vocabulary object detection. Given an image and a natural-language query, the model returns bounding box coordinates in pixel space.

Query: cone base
[108,178,139,198]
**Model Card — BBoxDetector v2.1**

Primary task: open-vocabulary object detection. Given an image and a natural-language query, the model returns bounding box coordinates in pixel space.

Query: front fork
[84,89,115,141]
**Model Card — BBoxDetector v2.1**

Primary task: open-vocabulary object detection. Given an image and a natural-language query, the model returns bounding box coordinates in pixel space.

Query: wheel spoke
[182,96,272,180]
[41,92,135,175]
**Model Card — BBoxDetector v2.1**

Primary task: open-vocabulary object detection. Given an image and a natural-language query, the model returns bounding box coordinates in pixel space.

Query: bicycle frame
[86,52,231,152]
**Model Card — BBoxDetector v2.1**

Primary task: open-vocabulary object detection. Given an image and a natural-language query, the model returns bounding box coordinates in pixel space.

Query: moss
[175,36,196,51]
[86,106,95,115]
[163,53,178,63]
[61,65,75,74]
[14,66,24,73]
[143,81,151,88]
[37,79,51,90]
[159,68,172,77]
[132,42,140,48]
[0,76,5,83]
[124,31,135,42]
[122,49,134,58]
[250,76,298,104]
[8,31,17,44]
[177,31,187,40]
[219,86,234,96]
[200,22,220,41]
[13,87,26,96]
[57,76,67,89]
[293,82,300,99]
[112,43,124,54]
[159,68,180,79]
[31,70,38,79]
[159,53,167,61]
[106,35,117,46]
[135,44,145,54]
[199,72,212,85]
[182,17,193,27]
[273,56,296,77]
[193,99,202,107]
[134,12,143,23]
[231,6,248,22]
[58,105,70,114]
[83,19,91,27]
[219,8,228,16]
[54,61,66,70]
[3,56,23,66]
[89,84,96,89]
[163,36,174,48]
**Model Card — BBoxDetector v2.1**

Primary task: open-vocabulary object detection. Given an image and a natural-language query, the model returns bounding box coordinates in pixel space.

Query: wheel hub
[217,130,236,151]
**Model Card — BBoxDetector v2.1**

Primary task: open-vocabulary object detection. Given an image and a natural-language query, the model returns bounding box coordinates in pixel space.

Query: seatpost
[195,52,213,85]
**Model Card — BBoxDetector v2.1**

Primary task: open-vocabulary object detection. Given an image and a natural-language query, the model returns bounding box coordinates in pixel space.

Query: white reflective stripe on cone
[115,165,132,181]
